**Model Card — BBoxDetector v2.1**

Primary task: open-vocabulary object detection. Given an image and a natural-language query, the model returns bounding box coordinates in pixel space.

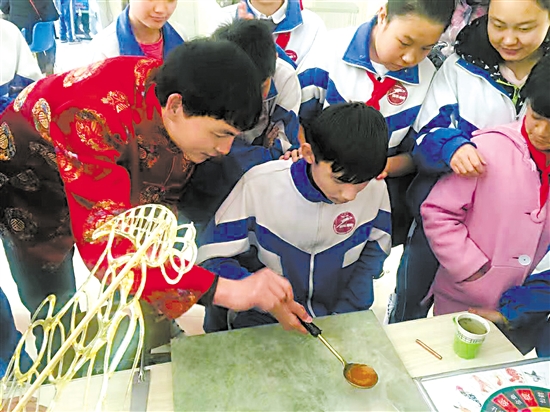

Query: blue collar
[343,17,419,85]
[116,6,184,59]
[240,0,303,33]
[290,159,332,204]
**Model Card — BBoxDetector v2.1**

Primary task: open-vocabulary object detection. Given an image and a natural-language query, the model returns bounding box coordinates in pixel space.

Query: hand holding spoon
[299,320,378,389]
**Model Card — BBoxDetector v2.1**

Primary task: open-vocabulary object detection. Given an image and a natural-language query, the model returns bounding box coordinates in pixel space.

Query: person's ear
[377,4,388,26]
[301,143,315,165]
[165,93,183,120]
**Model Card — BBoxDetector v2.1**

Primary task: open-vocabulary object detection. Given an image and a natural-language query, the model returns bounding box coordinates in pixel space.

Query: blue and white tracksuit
[298,17,436,155]
[215,0,326,67]
[197,158,392,325]
[0,20,42,114]
[179,58,301,230]
[298,17,436,246]
[389,16,550,323]
[87,5,186,62]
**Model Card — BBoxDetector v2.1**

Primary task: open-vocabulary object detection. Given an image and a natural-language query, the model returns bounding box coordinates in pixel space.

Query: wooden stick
[415,339,443,360]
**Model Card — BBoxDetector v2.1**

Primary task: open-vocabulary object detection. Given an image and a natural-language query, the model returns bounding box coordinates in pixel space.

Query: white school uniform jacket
[298,17,436,155]
[235,57,301,162]
[412,16,545,174]
[0,20,42,114]
[197,159,392,317]
[215,0,326,67]
[87,5,186,63]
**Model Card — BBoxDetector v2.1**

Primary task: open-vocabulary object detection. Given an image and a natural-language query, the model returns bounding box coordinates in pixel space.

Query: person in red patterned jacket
[0,38,310,333]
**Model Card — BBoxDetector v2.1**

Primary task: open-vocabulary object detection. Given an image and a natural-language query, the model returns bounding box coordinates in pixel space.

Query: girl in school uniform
[215,0,326,67]
[391,0,550,324]
[298,0,456,248]
[88,0,186,62]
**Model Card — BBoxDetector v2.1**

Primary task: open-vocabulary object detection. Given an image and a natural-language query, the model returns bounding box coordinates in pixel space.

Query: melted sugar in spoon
[299,320,378,389]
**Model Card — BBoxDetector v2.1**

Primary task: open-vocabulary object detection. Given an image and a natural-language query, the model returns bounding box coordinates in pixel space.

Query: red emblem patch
[333,212,356,235]
[387,83,408,106]
[286,50,298,62]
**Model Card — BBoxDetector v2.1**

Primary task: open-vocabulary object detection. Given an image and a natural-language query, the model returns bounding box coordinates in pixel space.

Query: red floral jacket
[0,57,215,318]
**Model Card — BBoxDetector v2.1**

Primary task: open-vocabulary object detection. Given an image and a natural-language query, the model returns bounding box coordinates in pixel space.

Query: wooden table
[32,312,526,411]
[384,312,525,378]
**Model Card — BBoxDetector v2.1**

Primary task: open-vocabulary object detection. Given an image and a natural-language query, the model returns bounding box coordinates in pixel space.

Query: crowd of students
[1,0,549,376]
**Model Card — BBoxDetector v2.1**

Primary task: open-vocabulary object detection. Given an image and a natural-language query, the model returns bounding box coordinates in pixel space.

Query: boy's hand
[280,147,302,162]
[237,1,255,20]
[270,300,312,334]
[213,268,293,312]
[450,145,487,177]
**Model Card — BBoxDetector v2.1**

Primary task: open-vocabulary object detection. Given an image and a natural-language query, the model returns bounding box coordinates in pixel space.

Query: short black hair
[155,38,263,132]
[212,19,277,82]
[387,0,455,28]
[305,103,388,184]
[522,54,550,118]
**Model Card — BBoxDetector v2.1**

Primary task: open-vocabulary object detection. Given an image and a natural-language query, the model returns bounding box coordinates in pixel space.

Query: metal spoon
[299,320,378,389]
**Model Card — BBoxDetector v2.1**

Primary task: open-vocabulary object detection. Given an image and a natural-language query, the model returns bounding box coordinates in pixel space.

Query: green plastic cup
[453,313,490,359]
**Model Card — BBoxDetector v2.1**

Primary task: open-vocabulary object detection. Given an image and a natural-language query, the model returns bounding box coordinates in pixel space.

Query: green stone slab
[171,310,429,411]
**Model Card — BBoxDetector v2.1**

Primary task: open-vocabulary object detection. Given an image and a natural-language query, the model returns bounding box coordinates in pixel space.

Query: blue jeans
[0,288,32,378]
[59,0,75,41]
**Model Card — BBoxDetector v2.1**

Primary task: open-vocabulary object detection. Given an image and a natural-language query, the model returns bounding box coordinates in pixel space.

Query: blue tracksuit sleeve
[413,55,478,174]
[332,208,392,314]
[297,34,332,124]
[499,270,550,327]
[196,175,254,280]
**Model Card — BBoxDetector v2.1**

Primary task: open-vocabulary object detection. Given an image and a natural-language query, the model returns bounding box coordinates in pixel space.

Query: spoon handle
[299,319,322,337]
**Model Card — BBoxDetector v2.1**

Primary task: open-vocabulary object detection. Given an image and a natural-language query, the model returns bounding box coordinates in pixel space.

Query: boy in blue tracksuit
[179,19,301,231]
[297,0,455,247]
[197,103,392,332]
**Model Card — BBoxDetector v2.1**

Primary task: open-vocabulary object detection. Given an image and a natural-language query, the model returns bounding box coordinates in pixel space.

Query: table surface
[171,310,428,411]
[384,312,525,378]
[30,312,526,411]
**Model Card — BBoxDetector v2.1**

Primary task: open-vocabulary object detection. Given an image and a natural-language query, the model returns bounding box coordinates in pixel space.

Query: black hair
[522,54,550,118]
[387,0,456,28]
[155,38,263,132]
[212,19,276,82]
[304,103,388,184]
[489,0,550,11]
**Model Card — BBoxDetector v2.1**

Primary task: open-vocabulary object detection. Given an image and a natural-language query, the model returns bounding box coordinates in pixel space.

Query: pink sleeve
[421,173,489,281]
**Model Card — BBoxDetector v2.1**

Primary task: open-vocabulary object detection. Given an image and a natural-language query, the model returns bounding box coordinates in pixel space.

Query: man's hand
[271,300,312,334]
[450,145,487,177]
[213,267,294,312]
[237,1,255,20]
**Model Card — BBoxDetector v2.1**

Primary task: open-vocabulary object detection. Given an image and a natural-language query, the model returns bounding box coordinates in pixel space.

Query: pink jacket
[421,121,550,315]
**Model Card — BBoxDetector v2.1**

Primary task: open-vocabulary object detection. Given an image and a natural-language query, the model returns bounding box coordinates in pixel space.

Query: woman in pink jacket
[421,55,550,315]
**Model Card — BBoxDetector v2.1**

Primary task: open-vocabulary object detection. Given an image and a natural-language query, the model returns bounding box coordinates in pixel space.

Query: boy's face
[372,8,444,70]
[162,94,240,163]
[129,0,177,31]
[525,104,550,154]
[303,145,369,204]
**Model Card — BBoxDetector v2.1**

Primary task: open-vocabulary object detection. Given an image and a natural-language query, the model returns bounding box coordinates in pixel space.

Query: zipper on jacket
[307,253,316,316]
[306,204,323,317]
